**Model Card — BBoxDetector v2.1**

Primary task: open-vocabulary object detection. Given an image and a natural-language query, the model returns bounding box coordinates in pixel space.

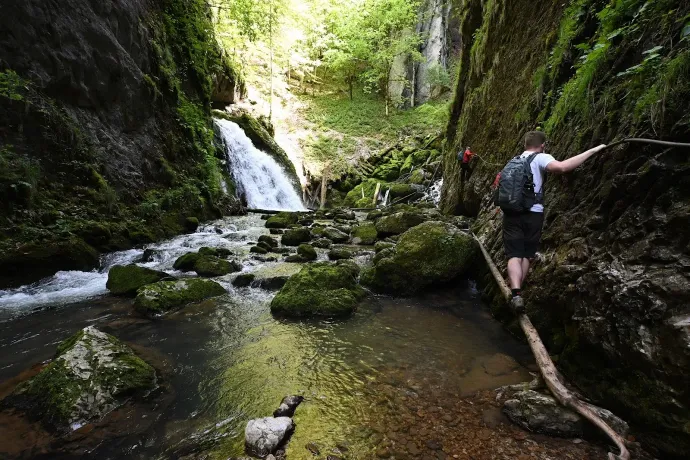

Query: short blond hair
[524,131,546,149]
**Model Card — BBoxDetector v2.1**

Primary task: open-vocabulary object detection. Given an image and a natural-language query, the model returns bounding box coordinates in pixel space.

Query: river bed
[0,214,606,459]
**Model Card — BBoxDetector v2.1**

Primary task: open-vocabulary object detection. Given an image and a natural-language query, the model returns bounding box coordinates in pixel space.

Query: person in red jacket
[460,146,474,181]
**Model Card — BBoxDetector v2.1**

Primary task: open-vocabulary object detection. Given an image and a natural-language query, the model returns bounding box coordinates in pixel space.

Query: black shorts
[460,162,470,171]
[503,211,544,259]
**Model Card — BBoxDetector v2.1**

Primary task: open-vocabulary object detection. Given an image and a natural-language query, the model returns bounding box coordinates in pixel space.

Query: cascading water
[215,119,305,211]
[424,178,443,205]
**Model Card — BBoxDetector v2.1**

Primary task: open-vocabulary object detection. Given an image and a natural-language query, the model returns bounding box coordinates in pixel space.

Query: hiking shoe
[511,295,526,314]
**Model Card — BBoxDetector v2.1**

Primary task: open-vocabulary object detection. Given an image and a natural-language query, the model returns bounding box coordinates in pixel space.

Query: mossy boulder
[194,255,241,277]
[199,247,233,258]
[0,238,99,289]
[173,252,201,271]
[250,245,268,254]
[344,179,385,208]
[3,326,156,433]
[375,211,426,237]
[258,235,279,248]
[372,162,401,182]
[185,217,200,232]
[328,248,354,260]
[297,244,317,261]
[351,222,377,245]
[270,263,366,318]
[362,221,476,295]
[281,227,311,246]
[375,241,396,253]
[232,273,255,287]
[388,183,424,202]
[407,169,426,185]
[312,238,333,249]
[106,264,171,297]
[265,212,299,229]
[322,227,349,243]
[133,279,226,315]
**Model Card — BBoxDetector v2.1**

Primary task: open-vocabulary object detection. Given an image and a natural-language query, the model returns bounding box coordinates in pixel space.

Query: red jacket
[462,149,474,163]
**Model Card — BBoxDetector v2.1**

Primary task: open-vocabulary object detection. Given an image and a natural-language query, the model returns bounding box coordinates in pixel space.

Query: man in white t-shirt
[505,131,607,313]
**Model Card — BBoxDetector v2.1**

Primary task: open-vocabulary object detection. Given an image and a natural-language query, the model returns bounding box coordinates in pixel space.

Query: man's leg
[507,257,523,289]
[521,258,530,284]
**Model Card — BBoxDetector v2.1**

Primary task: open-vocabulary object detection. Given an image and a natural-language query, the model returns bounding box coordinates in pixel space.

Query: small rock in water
[245,417,294,458]
[233,273,255,288]
[273,395,304,417]
[502,390,583,437]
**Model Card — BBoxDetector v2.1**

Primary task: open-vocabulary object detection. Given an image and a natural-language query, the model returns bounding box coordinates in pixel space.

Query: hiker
[458,146,474,181]
[495,131,606,313]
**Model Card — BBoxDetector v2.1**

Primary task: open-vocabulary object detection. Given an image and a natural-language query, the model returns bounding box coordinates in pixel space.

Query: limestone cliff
[0,0,244,288]
[441,1,690,457]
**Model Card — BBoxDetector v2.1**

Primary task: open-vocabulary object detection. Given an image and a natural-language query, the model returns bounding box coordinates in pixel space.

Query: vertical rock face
[0,0,242,288]
[388,0,457,107]
[440,0,690,456]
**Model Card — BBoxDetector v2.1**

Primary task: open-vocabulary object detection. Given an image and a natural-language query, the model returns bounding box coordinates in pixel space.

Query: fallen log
[474,234,630,460]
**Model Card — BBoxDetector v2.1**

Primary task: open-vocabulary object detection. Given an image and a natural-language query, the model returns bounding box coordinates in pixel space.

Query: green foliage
[0,69,28,101]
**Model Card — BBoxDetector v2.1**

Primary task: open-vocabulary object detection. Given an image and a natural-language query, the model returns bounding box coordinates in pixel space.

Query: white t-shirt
[520,151,555,213]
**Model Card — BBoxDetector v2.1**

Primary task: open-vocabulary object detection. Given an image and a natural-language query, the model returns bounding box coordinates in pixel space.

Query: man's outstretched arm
[546,144,607,174]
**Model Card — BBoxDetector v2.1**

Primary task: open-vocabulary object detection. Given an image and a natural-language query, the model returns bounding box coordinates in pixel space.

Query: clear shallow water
[0,214,534,459]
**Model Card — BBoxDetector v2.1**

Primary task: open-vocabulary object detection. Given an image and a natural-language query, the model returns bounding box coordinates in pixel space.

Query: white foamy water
[0,216,269,318]
[215,118,305,212]
[424,178,443,205]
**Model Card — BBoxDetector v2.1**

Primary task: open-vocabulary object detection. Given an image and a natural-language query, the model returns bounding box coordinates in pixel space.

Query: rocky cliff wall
[441,0,690,457]
[0,0,244,288]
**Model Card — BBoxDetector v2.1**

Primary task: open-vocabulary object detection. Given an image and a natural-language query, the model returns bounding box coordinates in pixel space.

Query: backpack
[493,153,543,213]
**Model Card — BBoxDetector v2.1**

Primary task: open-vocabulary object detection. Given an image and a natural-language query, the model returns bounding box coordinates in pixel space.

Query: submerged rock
[3,326,156,433]
[133,279,226,315]
[245,417,295,457]
[374,211,425,237]
[362,221,476,295]
[106,264,171,296]
[271,263,366,318]
[273,395,304,417]
[281,227,311,246]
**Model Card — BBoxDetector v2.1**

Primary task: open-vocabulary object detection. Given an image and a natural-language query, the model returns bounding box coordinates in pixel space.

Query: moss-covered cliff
[441,0,689,457]
[0,0,244,288]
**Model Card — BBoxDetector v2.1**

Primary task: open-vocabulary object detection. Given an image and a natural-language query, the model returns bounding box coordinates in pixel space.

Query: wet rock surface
[106,264,171,297]
[245,417,294,458]
[133,279,226,315]
[2,326,156,433]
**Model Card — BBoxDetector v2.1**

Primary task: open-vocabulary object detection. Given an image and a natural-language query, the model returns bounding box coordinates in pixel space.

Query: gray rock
[245,417,294,457]
[502,390,628,439]
[273,395,304,417]
[322,227,349,243]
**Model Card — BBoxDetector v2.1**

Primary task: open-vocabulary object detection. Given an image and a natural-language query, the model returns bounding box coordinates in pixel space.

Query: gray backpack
[494,153,543,213]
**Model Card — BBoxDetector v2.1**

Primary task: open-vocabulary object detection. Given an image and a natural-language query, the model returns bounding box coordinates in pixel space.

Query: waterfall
[214,119,305,211]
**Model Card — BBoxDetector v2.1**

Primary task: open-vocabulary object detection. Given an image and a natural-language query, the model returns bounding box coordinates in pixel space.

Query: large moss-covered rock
[351,222,377,245]
[133,279,226,315]
[328,248,354,260]
[375,211,426,237]
[270,263,366,318]
[297,244,317,261]
[362,221,476,295]
[281,227,311,246]
[106,264,171,296]
[3,326,156,433]
[265,212,299,229]
[0,238,99,289]
[194,255,241,277]
[173,252,201,271]
[322,227,349,243]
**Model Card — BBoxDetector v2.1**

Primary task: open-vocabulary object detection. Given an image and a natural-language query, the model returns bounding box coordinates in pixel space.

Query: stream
[0,213,540,459]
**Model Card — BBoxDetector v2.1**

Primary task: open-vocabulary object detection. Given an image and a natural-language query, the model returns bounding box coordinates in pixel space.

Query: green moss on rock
[266,212,299,229]
[173,252,201,271]
[193,255,241,277]
[106,264,171,297]
[133,278,226,315]
[328,248,354,260]
[297,244,317,261]
[351,222,377,245]
[270,263,366,318]
[281,227,311,246]
[362,221,477,295]
[375,211,426,237]
[4,326,156,433]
